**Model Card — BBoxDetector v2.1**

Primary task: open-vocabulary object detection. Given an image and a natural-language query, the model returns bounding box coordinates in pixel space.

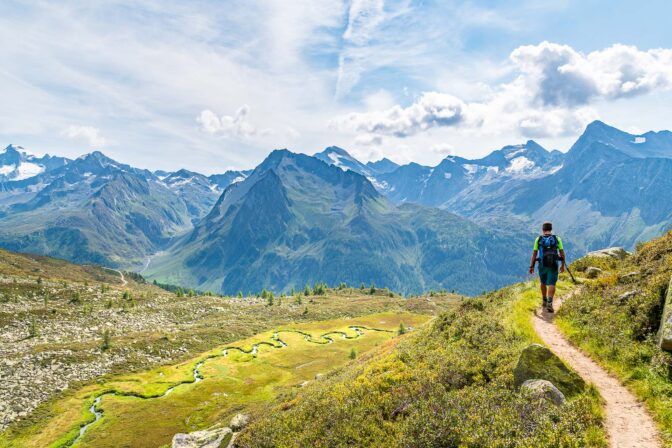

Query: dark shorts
[538,265,559,286]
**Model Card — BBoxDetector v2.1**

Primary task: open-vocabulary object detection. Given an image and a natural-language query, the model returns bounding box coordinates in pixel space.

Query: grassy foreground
[234,281,606,448]
[1,312,429,448]
[556,232,672,445]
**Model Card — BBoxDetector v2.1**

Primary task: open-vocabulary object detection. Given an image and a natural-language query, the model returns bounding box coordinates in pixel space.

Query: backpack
[538,235,559,268]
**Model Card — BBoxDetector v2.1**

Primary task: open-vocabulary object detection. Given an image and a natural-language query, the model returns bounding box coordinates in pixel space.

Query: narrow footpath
[532,291,661,448]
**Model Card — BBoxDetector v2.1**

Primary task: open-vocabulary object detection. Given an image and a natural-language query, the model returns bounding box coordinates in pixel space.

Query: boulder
[521,379,566,406]
[617,290,639,303]
[585,267,603,279]
[513,344,585,397]
[587,247,630,260]
[618,271,640,283]
[229,413,250,431]
[658,276,672,352]
[172,427,232,448]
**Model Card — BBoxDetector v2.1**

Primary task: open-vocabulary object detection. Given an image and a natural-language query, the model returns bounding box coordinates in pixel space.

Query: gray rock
[172,427,232,448]
[658,276,672,352]
[521,379,566,406]
[587,247,630,260]
[513,344,585,397]
[618,271,640,282]
[617,290,640,303]
[229,413,250,431]
[585,267,603,279]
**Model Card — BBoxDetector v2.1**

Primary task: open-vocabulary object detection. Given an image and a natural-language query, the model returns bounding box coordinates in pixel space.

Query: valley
[4,313,429,448]
[2,121,671,296]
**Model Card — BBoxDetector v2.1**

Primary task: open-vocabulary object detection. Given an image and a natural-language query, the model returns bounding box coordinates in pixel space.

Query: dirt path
[532,292,660,448]
[103,267,127,286]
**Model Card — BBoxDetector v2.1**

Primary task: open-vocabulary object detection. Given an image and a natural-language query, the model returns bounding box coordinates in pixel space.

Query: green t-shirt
[533,235,563,251]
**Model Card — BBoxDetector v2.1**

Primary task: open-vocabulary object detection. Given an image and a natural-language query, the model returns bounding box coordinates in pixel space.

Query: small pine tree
[188,289,195,297]
[398,322,406,335]
[303,284,312,296]
[369,283,376,295]
[295,295,303,305]
[176,287,184,298]
[349,348,357,359]
[122,290,131,301]
[360,282,365,290]
[267,295,274,306]
[338,282,346,290]
[28,316,38,338]
[238,291,243,299]
[302,306,308,315]
[70,292,81,305]
[101,330,111,351]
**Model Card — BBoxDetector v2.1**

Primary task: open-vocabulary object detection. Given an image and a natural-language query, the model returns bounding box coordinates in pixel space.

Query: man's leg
[546,285,555,300]
[540,283,547,306]
[545,269,559,312]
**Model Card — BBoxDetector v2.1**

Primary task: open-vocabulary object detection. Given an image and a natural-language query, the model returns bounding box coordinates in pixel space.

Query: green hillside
[234,281,606,447]
[557,232,672,444]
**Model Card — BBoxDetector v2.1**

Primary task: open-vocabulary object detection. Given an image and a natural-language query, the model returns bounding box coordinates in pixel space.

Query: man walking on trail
[529,221,565,313]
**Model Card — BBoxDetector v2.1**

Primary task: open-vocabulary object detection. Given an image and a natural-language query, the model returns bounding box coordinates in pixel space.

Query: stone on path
[521,379,566,406]
[513,343,585,397]
[658,276,672,352]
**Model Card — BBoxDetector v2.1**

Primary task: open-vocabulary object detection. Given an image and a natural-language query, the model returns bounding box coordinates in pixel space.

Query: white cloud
[511,42,672,106]
[431,143,454,155]
[332,92,475,137]
[61,125,106,147]
[198,105,270,139]
[334,42,672,143]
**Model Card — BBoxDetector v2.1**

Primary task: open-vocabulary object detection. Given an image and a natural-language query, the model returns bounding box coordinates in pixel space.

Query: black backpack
[538,235,559,268]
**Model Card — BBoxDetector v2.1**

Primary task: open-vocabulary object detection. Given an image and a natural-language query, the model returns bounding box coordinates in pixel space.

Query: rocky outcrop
[658,276,672,352]
[172,427,232,448]
[584,267,603,279]
[229,413,250,432]
[521,379,566,406]
[513,344,585,397]
[617,290,640,303]
[586,247,630,260]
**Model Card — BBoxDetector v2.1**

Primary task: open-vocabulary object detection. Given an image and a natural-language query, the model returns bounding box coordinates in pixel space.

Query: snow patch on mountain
[505,156,535,174]
[633,136,646,144]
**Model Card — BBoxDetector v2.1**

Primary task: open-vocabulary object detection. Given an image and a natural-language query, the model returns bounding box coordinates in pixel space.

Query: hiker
[528,221,565,313]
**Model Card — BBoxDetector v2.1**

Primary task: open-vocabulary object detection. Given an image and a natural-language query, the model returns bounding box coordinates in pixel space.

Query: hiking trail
[532,290,661,448]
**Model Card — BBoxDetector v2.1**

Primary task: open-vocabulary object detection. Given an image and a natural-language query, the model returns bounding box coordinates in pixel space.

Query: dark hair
[542,221,552,232]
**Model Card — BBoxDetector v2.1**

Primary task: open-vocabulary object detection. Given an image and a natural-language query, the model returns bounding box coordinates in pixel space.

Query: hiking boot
[546,299,554,313]
[542,297,548,308]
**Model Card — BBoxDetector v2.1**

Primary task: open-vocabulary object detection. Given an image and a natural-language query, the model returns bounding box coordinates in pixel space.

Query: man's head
[542,221,553,234]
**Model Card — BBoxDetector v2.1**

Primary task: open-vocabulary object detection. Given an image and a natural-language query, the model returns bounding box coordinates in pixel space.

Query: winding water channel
[69,325,392,446]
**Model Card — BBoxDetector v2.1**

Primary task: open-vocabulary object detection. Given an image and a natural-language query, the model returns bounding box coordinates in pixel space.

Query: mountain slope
[0,144,69,185]
[0,151,192,266]
[146,150,528,295]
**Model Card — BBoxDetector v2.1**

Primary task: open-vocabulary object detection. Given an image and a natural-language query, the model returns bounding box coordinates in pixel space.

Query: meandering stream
[69,325,392,446]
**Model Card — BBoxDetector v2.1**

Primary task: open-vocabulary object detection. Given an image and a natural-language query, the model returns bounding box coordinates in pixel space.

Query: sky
[1,0,672,173]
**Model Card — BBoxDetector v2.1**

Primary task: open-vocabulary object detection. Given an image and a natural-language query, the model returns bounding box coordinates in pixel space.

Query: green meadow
[2,312,429,448]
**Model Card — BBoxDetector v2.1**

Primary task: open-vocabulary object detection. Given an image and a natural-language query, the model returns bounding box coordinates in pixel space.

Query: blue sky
[1,0,671,173]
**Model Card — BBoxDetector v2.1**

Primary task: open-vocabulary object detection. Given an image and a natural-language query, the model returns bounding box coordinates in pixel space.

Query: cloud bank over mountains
[334,42,672,145]
[1,1,672,171]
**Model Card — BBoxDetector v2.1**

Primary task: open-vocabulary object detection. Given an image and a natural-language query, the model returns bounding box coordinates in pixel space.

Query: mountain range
[0,120,670,294]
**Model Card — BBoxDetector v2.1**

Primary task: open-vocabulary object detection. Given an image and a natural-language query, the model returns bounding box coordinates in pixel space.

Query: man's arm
[529,250,538,274]
[559,249,566,273]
